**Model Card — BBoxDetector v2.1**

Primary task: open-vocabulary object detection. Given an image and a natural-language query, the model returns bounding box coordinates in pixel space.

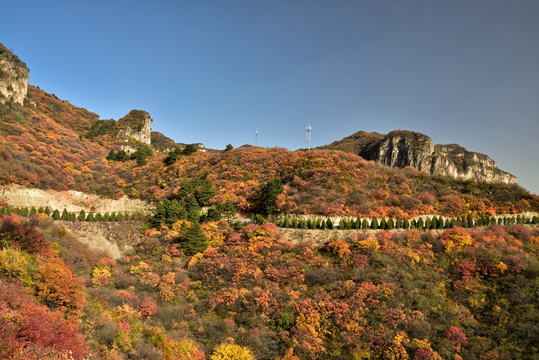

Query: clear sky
[1,0,538,194]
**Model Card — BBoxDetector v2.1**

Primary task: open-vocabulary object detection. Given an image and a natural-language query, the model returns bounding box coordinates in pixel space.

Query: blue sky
[2,0,538,194]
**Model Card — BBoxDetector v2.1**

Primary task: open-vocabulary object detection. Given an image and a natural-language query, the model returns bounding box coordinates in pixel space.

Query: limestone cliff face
[116,110,152,145]
[359,131,434,173]
[354,130,516,184]
[0,43,29,105]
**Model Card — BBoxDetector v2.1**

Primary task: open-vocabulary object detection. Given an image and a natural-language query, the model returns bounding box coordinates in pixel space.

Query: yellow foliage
[411,338,431,349]
[130,261,151,275]
[92,267,112,286]
[356,237,380,252]
[162,338,205,360]
[163,230,180,241]
[0,247,29,278]
[114,304,140,321]
[497,261,507,274]
[210,339,256,360]
[188,252,204,269]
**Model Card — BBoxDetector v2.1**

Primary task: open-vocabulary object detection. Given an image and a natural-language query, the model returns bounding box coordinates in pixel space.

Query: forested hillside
[1,213,537,359]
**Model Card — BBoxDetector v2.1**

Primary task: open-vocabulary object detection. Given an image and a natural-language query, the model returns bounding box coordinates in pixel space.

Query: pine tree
[44,207,51,216]
[362,219,369,230]
[326,218,334,229]
[86,212,94,222]
[403,219,409,229]
[467,214,474,228]
[177,221,208,256]
[416,218,424,231]
[52,209,60,220]
[380,218,387,230]
[424,217,431,230]
[77,210,86,221]
[61,209,69,220]
[387,218,394,230]
[395,219,403,229]
[371,218,378,230]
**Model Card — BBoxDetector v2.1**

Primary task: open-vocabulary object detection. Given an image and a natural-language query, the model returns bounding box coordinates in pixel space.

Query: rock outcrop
[326,130,516,184]
[116,110,152,145]
[0,43,29,105]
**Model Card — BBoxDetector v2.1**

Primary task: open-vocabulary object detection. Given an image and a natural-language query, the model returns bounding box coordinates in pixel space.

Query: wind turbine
[306,121,312,150]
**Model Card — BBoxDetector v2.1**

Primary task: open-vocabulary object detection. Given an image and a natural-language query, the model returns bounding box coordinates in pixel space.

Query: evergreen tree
[110,212,117,221]
[44,207,51,216]
[258,178,283,215]
[396,219,403,229]
[95,213,102,221]
[177,221,208,256]
[379,218,387,230]
[416,218,424,231]
[431,216,438,229]
[103,213,110,221]
[371,218,379,230]
[410,219,416,229]
[467,214,474,228]
[186,198,201,223]
[86,212,94,222]
[444,219,451,229]
[282,217,290,228]
[403,219,409,230]
[424,217,432,230]
[497,217,503,225]
[52,209,60,220]
[181,144,198,156]
[387,218,394,230]
[362,219,369,230]
[164,148,182,166]
[77,210,86,221]
[61,209,69,220]
[320,219,326,230]
[339,219,346,230]
[38,207,44,214]
[326,218,334,229]
[30,207,37,216]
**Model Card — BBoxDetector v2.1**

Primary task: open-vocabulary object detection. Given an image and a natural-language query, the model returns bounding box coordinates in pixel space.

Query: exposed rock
[326,130,516,184]
[116,110,152,145]
[0,184,153,214]
[0,43,29,105]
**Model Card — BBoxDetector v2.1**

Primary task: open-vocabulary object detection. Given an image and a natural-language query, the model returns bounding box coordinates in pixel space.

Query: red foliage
[445,326,468,350]
[0,281,88,360]
[0,214,49,254]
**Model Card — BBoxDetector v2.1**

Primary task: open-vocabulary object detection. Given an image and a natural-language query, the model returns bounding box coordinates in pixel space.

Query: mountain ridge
[321,129,516,184]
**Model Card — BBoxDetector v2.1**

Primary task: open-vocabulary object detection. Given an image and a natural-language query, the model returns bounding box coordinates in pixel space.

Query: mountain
[0,44,537,217]
[321,130,516,184]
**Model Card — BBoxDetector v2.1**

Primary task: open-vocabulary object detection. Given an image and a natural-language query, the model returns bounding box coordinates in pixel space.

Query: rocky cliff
[326,130,517,184]
[116,109,152,145]
[0,43,29,105]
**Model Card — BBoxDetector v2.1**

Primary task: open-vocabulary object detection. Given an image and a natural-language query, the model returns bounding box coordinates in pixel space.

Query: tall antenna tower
[306,121,312,150]
[255,129,258,147]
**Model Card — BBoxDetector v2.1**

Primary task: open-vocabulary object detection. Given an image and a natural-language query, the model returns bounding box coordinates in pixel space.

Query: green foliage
[163,147,182,166]
[254,178,283,215]
[224,144,234,151]
[175,221,208,256]
[181,144,198,156]
[130,145,154,166]
[106,149,129,162]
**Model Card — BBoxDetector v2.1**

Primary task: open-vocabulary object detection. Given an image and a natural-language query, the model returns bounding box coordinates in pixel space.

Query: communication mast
[306,121,312,150]
[255,129,258,147]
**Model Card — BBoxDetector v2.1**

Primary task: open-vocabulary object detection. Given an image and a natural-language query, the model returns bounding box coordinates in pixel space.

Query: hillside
[1,42,539,360]
[0,85,537,217]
